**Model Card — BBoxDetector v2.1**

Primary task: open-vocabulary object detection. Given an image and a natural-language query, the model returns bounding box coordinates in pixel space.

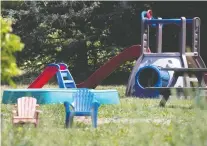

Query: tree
[1,16,24,86]
[2,1,206,85]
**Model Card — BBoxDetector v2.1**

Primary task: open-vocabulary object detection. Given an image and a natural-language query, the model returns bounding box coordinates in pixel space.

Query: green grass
[1,85,207,146]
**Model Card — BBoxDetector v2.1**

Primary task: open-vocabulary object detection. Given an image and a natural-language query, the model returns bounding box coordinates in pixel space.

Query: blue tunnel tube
[134,65,170,98]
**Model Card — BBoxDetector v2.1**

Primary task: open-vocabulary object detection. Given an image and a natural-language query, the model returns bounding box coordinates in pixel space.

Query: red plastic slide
[77,45,150,88]
[28,66,59,88]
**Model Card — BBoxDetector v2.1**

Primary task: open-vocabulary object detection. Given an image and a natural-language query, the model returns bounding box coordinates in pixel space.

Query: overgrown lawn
[1,85,207,146]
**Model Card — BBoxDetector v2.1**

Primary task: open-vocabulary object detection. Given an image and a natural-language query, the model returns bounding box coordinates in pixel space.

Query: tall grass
[1,85,207,146]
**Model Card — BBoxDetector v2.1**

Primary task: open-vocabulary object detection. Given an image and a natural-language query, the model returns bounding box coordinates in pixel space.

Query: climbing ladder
[56,63,76,88]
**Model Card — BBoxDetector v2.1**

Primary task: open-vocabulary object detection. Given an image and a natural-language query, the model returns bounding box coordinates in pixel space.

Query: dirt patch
[75,117,171,125]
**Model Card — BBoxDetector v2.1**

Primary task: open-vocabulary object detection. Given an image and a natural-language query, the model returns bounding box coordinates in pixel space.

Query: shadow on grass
[165,105,193,109]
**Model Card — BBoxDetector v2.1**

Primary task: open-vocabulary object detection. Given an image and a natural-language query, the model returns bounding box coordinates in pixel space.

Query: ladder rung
[64,80,74,83]
[60,69,68,72]
[61,72,68,77]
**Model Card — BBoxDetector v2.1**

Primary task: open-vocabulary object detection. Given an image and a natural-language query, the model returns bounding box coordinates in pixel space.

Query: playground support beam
[156,17,162,53]
[180,17,186,55]
[192,17,200,54]
[144,19,193,25]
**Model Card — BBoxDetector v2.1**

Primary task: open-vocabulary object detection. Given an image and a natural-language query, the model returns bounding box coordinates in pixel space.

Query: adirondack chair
[64,89,100,128]
[12,97,41,127]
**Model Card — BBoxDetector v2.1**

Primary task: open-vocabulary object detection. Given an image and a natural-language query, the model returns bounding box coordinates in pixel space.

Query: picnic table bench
[146,68,207,106]
[146,87,207,107]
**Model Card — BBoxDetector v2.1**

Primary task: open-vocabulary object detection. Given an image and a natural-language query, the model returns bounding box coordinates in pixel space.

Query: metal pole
[141,19,149,54]
[146,25,149,53]
[156,17,163,53]
[180,17,186,55]
[192,17,200,54]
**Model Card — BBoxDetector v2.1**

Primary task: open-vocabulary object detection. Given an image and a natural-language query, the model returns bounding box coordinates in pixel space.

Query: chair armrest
[64,101,74,113]
[91,101,100,110]
[35,110,42,118]
[12,110,17,116]
[36,110,42,113]
[12,110,17,114]
[13,104,18,115]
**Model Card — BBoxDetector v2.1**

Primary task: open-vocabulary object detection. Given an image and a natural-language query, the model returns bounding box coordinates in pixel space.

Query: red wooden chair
[12,97,41,127]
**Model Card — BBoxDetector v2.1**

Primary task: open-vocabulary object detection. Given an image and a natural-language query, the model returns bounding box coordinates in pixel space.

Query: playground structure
[28,63,76,89]
[2,10,207,106]
[28,46,149,89]
[126,10,207,105]
[3,62,120,105]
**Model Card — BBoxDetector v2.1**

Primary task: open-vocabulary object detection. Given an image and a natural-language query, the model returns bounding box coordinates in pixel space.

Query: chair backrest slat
[18,98,22,117]
[17,97,37,117]
[72,89,94,112]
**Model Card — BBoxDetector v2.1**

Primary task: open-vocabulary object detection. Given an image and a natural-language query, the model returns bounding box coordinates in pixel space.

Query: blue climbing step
[56,63,76,88]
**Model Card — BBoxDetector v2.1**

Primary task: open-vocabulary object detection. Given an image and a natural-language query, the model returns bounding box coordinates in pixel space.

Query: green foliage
[1,1,151,78]
[1,16,24,86]
[1,1,207,83]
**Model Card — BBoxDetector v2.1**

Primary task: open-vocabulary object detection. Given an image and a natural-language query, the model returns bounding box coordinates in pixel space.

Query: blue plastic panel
[134,65,170,98]
[2,89,120,105]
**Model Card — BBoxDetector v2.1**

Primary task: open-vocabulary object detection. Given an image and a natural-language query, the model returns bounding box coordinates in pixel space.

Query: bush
[1,16,24,86]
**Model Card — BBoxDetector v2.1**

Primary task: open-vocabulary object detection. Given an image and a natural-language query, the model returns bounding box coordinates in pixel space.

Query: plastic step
[63,80,74,83]
[60,72,68,77]
[59,69,68,71]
